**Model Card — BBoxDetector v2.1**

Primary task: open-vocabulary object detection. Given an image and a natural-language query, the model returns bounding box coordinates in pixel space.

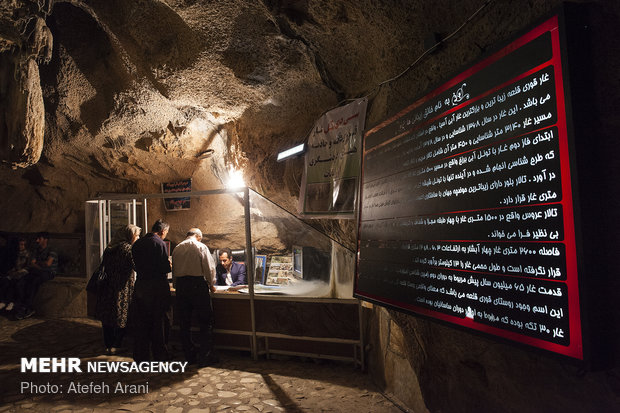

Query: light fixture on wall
[225,166,245,189]
[276,143,306,162]
[196,149,214,159]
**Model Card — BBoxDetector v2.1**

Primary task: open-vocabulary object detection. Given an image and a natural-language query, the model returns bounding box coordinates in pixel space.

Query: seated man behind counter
[215,248,247,287]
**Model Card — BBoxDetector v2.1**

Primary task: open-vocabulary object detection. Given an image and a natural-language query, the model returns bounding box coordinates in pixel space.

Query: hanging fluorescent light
[277,143,306,162]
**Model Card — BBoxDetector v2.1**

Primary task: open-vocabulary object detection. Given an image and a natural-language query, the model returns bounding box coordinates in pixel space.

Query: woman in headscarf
[95,224,141,354]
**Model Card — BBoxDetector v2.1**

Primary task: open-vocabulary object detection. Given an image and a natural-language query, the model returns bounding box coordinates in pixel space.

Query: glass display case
[85,188,355,298]
[249,190,355,298]
[85,198,146,276]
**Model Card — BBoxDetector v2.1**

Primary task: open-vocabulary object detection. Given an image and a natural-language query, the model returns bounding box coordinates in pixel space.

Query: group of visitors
[90,219,245,367]
[0,223,247,367]
[0,232,58,320]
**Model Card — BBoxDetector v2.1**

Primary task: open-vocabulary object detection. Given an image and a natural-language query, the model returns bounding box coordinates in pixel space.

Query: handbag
[86,263,107,292]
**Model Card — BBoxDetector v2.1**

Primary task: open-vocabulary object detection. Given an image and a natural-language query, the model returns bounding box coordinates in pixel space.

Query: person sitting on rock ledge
[14,232,58,319]
[0,237,30,313]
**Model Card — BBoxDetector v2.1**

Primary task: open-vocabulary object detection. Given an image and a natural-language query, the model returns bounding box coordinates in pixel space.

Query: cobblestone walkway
[0,317,403,413]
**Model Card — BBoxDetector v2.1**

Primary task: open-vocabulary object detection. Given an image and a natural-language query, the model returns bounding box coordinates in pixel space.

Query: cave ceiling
[0,0,492,245]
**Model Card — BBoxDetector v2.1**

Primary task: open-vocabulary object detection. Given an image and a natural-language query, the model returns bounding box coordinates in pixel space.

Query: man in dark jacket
[215,248,247,287]
[131,219,171,361]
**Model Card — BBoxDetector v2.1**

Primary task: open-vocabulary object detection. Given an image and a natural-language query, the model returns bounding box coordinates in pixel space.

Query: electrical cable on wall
[294,0,495,147]
[366,0,495,101]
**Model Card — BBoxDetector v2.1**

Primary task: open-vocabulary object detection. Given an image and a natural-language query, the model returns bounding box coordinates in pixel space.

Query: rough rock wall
[3,0,397,245]
[1,0,620,412]
[0,1,51,167]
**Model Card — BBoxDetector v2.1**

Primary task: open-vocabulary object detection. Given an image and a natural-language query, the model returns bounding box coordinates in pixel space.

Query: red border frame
[356,15,583,359]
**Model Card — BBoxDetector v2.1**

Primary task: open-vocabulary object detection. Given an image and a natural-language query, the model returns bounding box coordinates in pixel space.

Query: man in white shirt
[172,228,218,367]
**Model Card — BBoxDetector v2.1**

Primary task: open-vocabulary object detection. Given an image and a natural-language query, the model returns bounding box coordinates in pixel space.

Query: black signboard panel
[355,13,583,359]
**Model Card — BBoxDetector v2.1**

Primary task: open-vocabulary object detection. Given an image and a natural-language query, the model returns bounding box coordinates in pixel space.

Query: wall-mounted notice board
[355,12,584,359]
[162,179,191,211]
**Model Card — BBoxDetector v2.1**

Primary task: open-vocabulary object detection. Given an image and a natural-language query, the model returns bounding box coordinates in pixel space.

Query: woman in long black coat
[96,224,141,354]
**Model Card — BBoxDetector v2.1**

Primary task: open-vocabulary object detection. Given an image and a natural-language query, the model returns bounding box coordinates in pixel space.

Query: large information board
[355,14,584,359]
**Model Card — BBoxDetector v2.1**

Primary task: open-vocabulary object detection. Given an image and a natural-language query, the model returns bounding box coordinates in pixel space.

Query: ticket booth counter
[86,188,362,367]
[211,293,362,366]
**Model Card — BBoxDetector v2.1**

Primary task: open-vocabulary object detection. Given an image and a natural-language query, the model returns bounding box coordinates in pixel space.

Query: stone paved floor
[0,316,404,413]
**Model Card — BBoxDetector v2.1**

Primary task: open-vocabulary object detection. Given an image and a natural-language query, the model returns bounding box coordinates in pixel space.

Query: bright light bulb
[225,167,245,189]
